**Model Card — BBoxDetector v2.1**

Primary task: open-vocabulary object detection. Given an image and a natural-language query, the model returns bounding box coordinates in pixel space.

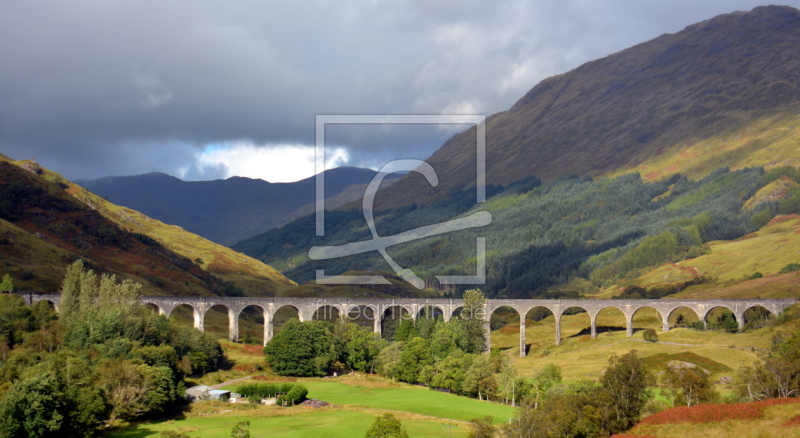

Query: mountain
[234,6,800,300]
[76,167,396,246]
[372,5,800,211]
[0,154,296,296]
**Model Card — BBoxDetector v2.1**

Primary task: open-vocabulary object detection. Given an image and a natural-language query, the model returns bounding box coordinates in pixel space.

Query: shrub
[365,413,408,438]
[132,232,160,247]
[643,329,658,343]
[779,263,800,274]
[276,385,308,406]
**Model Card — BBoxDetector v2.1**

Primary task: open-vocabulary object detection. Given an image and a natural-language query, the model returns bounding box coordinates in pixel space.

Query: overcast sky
[2,0,799,182]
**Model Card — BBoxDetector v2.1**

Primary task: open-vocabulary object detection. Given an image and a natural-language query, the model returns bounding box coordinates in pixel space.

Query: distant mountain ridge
[76,167,394,246]
[373,5,800,210]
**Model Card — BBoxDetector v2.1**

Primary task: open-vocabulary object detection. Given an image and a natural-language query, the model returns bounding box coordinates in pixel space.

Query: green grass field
[225,377,516,423]
[109,376,515,438]
[111,407,472,438]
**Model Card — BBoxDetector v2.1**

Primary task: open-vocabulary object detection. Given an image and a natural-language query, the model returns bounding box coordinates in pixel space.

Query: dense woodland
[0,261,224,437]
[234,166,800,298]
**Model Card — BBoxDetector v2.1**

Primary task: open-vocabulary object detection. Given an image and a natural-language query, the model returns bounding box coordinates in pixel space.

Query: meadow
[108,375,516,438]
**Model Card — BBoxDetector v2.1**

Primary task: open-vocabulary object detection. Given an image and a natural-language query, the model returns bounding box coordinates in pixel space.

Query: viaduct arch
[17,293,797,356]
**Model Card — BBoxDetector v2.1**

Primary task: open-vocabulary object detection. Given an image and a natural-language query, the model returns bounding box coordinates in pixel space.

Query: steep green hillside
[235,164,800,298]
[0,154,295,296]
[371,6,800,211]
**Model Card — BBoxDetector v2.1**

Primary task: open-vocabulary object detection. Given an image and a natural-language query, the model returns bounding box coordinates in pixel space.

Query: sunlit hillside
[0,153,296,296]
[595,214,800,299]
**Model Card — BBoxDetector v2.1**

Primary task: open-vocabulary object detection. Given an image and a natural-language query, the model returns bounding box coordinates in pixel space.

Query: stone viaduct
[19,293,796,357]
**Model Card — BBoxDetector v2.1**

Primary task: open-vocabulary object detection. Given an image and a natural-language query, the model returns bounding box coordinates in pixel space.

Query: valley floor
[109,314,800,437]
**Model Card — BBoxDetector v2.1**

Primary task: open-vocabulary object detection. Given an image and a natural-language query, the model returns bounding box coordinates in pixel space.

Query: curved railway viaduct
[19,293,797,357]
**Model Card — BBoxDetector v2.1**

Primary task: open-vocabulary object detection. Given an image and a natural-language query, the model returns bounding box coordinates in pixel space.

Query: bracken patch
[638,398,800,426]
[783,414,800,427]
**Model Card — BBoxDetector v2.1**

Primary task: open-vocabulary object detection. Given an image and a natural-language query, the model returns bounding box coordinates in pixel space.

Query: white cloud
[194,142,351,182]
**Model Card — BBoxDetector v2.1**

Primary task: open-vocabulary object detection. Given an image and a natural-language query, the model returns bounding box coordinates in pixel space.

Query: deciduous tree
[364,413,408,438]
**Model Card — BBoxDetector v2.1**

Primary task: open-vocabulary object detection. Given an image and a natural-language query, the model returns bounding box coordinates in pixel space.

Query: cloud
[195,142,351,182]
[1,0,797,181]
[132,74,174,109]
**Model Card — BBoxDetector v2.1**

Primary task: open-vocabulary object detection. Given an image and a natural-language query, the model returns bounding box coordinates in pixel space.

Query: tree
[496,357,519,406]
[429,318,467,359]
[264,319,334,376]
[395,337,432,384]
[503,381,615,438]
[0,274,13,292]
[662,365,717,407]
[430,349,474,394]
[393,318,419,342]
[231,421,251,438]
[736,331,800,401]
[463,355,496,400]
[599,350,654,432]
[467,416,496,438]
[376,342,405,379]
[527,363,562,409]
[340,322,385,372]
[461,289,487,354]
[0,294,33,348]
[98,360,153,423]
[0,369,65,438]
[58,260,151,349]
[364,413,409,438]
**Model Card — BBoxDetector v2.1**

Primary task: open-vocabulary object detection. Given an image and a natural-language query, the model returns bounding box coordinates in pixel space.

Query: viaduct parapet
[19,293,797,357]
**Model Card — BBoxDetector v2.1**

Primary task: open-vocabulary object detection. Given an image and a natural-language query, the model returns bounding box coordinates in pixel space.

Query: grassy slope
[609,111,800,184]
[225,377,516,423]
[0,217,82,292]
[112,408,472,438]
[490,311,768,382]
[591,214,800,299]
[2,155,296,296]
[110,375,515,438]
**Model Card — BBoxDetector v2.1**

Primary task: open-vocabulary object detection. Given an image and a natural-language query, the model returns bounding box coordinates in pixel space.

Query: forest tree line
[0,261,226,437]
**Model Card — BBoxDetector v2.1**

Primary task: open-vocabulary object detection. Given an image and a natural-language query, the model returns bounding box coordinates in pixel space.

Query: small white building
[185,385,231,402]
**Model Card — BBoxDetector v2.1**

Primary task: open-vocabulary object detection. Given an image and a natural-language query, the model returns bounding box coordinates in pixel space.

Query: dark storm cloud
[1,0,797,180]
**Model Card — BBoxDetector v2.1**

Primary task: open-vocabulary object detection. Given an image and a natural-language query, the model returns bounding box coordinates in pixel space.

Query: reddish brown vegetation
[232,363,258,373]
[499,324,519,334]
[252,376,298,382]
[783,414,800,427]
[639,398,800,426]
[767,214,800,225]
[225,343,264,356]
